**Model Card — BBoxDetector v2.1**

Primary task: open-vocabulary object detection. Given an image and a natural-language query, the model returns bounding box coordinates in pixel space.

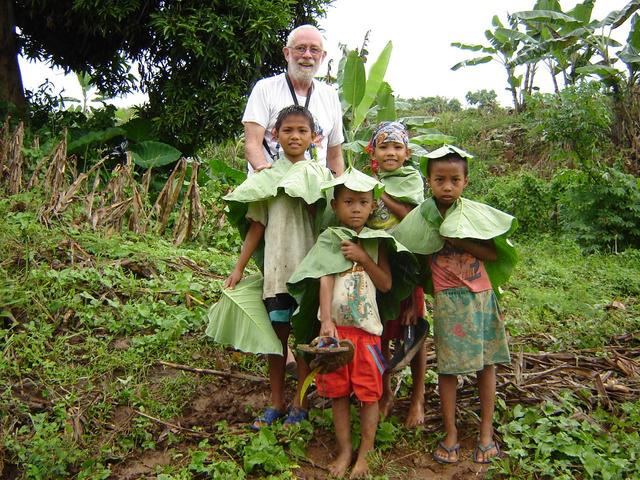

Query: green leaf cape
[287,226,419,346]
[377,166,425,206]
[392,197,518,295]
[205,274,282,355]
[223,157,334,269]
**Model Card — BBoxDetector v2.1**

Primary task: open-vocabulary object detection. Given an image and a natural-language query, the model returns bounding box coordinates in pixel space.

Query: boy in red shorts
[313,170,391,478]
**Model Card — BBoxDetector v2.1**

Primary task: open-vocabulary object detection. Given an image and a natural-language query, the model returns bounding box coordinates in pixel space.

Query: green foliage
[14,0,333,153]
[466,89,499,110]
[553,166,640,251]
[525,82,614,167]
[396,96,462,115]
[496,393,640,480]
[501,237,640,350]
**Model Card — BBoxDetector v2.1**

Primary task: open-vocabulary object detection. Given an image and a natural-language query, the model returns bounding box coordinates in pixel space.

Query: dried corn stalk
[4,121,24,194]
[173,162,205,245]
[152,158,187,234]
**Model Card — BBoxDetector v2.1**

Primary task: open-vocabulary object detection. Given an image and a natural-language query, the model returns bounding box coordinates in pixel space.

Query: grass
[1,189,638,479]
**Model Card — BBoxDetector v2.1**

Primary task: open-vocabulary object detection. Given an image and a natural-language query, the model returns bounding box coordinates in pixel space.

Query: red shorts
[316,326,385,403]
[382,287,425,341]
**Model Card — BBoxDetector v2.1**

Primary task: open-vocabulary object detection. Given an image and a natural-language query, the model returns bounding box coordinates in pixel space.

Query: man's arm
[326,144,344,176]
[244,122,271,172]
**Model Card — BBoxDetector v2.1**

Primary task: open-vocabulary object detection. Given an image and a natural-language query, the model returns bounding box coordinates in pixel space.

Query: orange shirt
[430,244,492,293]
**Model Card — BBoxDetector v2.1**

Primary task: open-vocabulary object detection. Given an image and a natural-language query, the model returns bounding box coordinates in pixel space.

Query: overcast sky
[19,0,632,108]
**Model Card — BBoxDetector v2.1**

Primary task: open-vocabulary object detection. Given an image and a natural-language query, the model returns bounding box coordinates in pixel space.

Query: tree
[465,89,499,110]
[4,0,331,152]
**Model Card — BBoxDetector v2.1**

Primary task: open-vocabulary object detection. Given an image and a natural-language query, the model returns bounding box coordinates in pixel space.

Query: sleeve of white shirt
[242,80,269,129]
[326,89,344,147]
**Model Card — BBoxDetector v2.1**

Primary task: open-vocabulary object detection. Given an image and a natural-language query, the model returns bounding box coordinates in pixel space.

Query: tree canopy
[5,0,332,152]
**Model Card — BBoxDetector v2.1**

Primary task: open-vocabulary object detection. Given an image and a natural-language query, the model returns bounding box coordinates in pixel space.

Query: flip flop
[387,317,429,373]
[283,406,308,426]
[432,441,460,464]
[473,439,501,464]
[249,407,285,431]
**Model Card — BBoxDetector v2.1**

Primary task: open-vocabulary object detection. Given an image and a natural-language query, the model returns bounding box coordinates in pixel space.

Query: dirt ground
[109,362,492,480]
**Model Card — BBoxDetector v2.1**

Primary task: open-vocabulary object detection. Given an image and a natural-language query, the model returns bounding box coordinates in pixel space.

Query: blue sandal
[250,407,285,430]
[283,406,308,426]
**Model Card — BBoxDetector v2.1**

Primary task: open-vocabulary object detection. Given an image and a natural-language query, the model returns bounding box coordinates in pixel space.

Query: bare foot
[379,393,394,419]
[328,449,352,478]
[350,456,369,479]
[404,393,424,428]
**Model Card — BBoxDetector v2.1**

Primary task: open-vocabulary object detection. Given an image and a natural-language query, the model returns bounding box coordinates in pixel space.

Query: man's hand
[340,240,370,264]
[223,269,243,289]
[253,162,272,172]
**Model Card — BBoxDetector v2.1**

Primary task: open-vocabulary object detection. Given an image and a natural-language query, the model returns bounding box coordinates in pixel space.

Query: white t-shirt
[242,73,344,170]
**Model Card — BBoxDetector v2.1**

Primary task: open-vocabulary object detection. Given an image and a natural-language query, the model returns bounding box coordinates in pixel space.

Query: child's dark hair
[274,105,316,133]
[333,184,373,200]
[427,153,469,177]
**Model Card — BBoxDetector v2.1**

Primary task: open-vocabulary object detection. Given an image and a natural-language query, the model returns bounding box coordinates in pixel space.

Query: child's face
[373,141,410,172]
[273,114,314,162]
[427,161,468,210]
[331,187,375,232]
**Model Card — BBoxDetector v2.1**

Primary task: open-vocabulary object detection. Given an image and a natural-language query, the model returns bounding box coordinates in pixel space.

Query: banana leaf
[205,274,282,355]
[392,197,518,295]
[322,166,385,199]
[287,227,418,346]
[377,166,425,206]
[223,157,333,269]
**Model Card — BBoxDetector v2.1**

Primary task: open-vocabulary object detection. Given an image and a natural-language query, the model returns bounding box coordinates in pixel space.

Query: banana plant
[336,39,448,169]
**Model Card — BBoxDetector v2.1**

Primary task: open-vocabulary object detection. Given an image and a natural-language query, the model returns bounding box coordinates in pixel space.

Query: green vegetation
[1,1,639,478]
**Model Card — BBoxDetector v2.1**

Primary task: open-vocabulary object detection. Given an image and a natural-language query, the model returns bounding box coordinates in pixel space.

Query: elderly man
[243,24,344,175]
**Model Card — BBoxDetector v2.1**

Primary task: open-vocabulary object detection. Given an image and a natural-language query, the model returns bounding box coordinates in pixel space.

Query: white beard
[288,59,320,83]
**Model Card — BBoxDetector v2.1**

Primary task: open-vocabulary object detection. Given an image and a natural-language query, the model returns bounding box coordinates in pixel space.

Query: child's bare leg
[433,373,459,462]
[379,339,394,418]
[405,340,426,428]
[351,400,379,479]
[292,354,310,410]
[476,364,499,461]
[328,396,353,478]
[266,324,290,412]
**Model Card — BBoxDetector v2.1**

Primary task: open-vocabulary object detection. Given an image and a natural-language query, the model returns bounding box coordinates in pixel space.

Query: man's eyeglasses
[290,45,324,56]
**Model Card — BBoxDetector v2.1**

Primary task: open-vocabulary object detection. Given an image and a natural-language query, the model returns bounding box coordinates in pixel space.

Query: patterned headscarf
[366,121,409,173]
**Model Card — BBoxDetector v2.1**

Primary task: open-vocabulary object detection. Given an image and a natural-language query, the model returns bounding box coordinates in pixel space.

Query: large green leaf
[375,81,396,122]
[513,10,581,24]
[122,117,156,142]
[207,159,246,184]
[595,1,640,29]
[205,274,282,355]
[411,133,457,146]
[341,50,366,108]
[451,56,493,71]
[68,127,125,153]
[352,41,393,133]
[567,0,594,24]
[575,64,623,79]
[627,13,640,50]
[399,116,438,128]
[451,42,496,54]
[129,141,182,168]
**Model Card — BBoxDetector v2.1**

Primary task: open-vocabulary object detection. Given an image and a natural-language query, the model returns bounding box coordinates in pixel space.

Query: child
[395,145,515,464]
[366,121,428,428]
[222,105,332,429]
[287,168,415,478]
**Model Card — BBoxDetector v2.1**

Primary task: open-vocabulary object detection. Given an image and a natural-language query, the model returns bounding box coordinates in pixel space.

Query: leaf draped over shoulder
[205,274,282,355]
[392,197,518,295]
[223,157,334,268]
[287,227,418,346]
[377,166,425,206]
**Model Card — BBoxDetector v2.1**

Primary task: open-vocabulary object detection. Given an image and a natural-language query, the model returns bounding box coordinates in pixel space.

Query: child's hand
[340,240,370,264]
[443,236,462,249]
[401,297,417,325]
[223,269,243,289]
[319,318,338,338]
